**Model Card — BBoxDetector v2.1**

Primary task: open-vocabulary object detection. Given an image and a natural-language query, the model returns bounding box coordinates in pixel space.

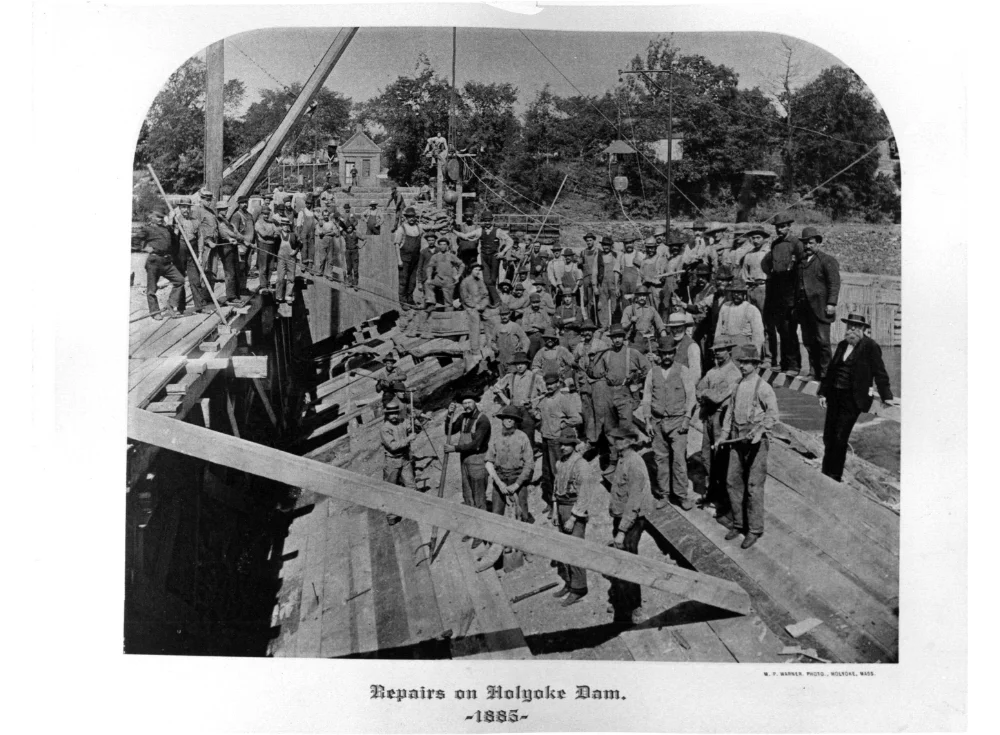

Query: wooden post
[205,40,225,200]
[436,155,444,210]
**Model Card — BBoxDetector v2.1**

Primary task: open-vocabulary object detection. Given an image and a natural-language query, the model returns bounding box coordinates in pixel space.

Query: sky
[213,28,847,118]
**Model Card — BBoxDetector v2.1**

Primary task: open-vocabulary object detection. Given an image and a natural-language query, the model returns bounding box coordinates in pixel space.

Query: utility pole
[620,64,674,234]
[205,40,225,200]
[450,27,460,222]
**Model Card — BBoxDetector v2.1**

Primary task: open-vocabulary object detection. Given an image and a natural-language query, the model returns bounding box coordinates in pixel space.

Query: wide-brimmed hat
[667,312,693,327]
[607,324,626,338]
[384,400,403,414]
[772,213,794,226]
[457,388,481,402]
[657,334,677,354]
[653,224,668,237]
[557,427,581,444]
[383,351,399,363]
[544,372,561,385]
[668,233,688,247]
[600,235,614,246]
[705,224,728,236]
[498,281,513,291]
[497,405,524,422]
[841,313,870,328]
[512,282,525,292]
[480,209,494,221]
[370,200,378,206]
[509,351,530,365]
[715,264,734,281]
[800,226,824,243]
[579,320,597,332]
[644,238,658,249]
[633,289,650,297]
[727,278,749,292]
[694,263,713,275]
[541,328,559,341]
[691,219,708,231]
[733,344,762,363]
[404,206,416,216]
[745,225,770,238]
[608,425,637,440]
[711,337,736,352]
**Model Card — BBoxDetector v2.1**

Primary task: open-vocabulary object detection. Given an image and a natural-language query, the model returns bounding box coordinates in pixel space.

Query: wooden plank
[128,358,162,392]
[394,519,446,646]
[294,499,330,657]
[708,615,785,664]
[129,407,753,617]
[367,507,413,652]
[345,507,379,655]
[269,502,324,657]
[232,355,269,378]
[320,500,359,657]
[670,622,738,663]
[128,356,186,407]
[132,315,206,360]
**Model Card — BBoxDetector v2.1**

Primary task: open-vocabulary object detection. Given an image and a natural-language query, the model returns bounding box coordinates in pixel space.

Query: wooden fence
[831,273,901,347]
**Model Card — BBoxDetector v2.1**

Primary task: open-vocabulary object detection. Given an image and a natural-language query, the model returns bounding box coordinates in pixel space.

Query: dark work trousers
[796,301,833,380]
[609,515,644,616]
[764,279,799,370]
[652,420,690,503]
[821,388,862,482]
[527,332,544,360]
[346,247,361,287]
[237,244,250,294]
[540,437,560,508]
[593,383,634,466]
[701,412,731,515]
[491,468,531,521]
[257,238,279,288]
[556,503,588,593]
[457,248,478,276]
[177,243,211,310]
[512,406,537,454]
[398,251,420,305]
[145,253,184,315]
[217,243,240,302]
[481,250,501,306]
[580,391,598,444]
[724,437,768,535]
[460,457,488,511]
[384,455,415,525]
[315,237,334,279]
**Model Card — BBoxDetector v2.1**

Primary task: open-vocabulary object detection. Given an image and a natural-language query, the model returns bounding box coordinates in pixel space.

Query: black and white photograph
[27,1,972,732]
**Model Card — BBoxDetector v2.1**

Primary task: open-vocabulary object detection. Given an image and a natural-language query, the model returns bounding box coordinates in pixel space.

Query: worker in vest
[296,194,317,275]
[206,200,245,305]
[572,320,609,449]
[554,288,583,339]
[254,206,281,291]
[479,211,510,307]
[459,263,490,355]
[453,209,481,274]
[273,216,300,305]
[595,236,622,327]
[589,323,650,474]
[716,344,779,549]
[701,264,734,364]
[491,306,530,375]
[170,199,213,312]
[381,398,420,525]
[551,427,599,607]
[715,278,764,352]
[619,237,642,300]
[641,334,698,511]
[228,196,256,296]
[761,213,804,374]
[375,352,408,409]
[620,289,667,354]
[521,292,553,359]
[532,328,574,380]
[607,424,654,625]
[485,405,536,524]
[498,231,527,283]
[537,372,583,519]
[525,240,550,285]
[494,351,543,453]
[314,209,338,280]
[666,312,702,375]
[425,236,464,307]
[394,206,426,307]
[696,338,741,514]
[578,232,600,317]
[364,200,383,235]
[445,388,492,547]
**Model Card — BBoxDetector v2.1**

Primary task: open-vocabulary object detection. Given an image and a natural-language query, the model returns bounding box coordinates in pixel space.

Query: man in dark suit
[817,314,894,481]
[761,213,804,374]
[794,226,841,380]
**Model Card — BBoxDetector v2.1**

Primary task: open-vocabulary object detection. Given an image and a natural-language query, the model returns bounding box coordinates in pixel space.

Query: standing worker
[717,344,779,549]
[296,194,317,276]
[135,203,186,320]
[425,236,464,306]
[254,206,281,291]
[381,399,420,526]
[695,338,741,513]
[394,206,427,307]
[714,279,764,352]
[230,195,256,296]
[551,427,599,607]
[817,314,894,482]
[485,406,536,524]
[589,324,650,475]
[445,389,492,548]
[794,226,841,381]
[364,200,383,235]
[620,289,667,353]
[171,199,212,312]
[572,320,610,451]
[641,334,698,511]
[494,352,544,453]
[532,328,575,379]
[595,236,622,327]
[492,307,530,376]
[459,263,490,356]
[608,425,654,624]
[761,214,804,374]
[537,372,583,519]
[342,222,368,289]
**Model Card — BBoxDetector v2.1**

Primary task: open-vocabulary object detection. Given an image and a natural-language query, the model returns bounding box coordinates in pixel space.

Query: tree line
[134,38,899,223]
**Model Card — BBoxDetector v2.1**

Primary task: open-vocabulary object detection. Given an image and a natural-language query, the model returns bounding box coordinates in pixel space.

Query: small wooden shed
[338,125,383,188]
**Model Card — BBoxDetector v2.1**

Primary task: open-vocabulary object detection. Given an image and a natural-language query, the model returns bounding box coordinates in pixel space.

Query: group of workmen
[134,185,397,320]
[377,208,895,624]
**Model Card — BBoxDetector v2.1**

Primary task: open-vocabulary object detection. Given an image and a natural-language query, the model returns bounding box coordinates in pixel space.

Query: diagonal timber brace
[128,407,752,616]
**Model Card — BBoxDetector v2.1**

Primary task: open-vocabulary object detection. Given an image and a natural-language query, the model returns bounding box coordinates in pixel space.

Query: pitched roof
[341,128,382,153]
[602,140,636,155]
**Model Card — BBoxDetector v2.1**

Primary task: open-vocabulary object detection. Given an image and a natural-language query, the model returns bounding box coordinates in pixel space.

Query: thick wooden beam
[128,408,752,616]
[205,40,225,199]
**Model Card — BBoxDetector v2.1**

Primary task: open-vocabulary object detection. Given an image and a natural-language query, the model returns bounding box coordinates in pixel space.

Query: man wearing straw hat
[485,405,536,524]
[794,226,841,381]
[714,278,764,352]
[381,399,420,526]
[817,313,894,482]
[717,343,779,549]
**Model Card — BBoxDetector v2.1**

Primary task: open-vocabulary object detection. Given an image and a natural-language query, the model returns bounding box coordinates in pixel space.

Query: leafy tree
[457,81,520,173]
[133,56,245,192]
[354,55,459,184]
[787,66,892,219]
[237,84,352,158]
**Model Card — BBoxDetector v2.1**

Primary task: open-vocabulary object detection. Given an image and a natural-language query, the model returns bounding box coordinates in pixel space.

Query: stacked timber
[493,214,560,246]
[413,204,455,233]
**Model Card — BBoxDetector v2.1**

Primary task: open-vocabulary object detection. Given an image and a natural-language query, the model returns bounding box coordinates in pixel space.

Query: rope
[229,41,289,91]
[607,155,645,239]
[620,86,648,205]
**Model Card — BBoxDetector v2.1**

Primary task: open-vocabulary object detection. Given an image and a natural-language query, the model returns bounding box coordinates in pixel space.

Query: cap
[542,328,559,341]
[512,282,525,292]
[657,334,677,354]
[198,188,213,199]
[579,320,597,332]
[772,213,794,226]
[509,352,530,365]
[557,427,580,444]
[529,293,541,303]
[404,207,416,216]
[600,235,614,247]
[497,406,524,422]
[733,344,763,362]
[800,226,823,243]
[727,278,749,292]
[384,400,403,414]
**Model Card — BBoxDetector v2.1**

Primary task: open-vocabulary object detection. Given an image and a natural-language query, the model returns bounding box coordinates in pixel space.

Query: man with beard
[794,226,841,380]
[551,427,599,607]
[538,373,584,519]
[761,213,804,373]
[572,320,610,452]
[817,314,894,482]
[445,389,492,547]
[641,334,698,511]
[394,206,427,306]
[696,338,741,514]
[717,344,779,550]
[381,399,421,526]
[494,351,543,453]
[492,305,530,375]
[589,324,649,474]
[619,289,667,353]
[666,312,702,375]
[714,278,764,352]
[532,328,575,379]
[485,405,536,524]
